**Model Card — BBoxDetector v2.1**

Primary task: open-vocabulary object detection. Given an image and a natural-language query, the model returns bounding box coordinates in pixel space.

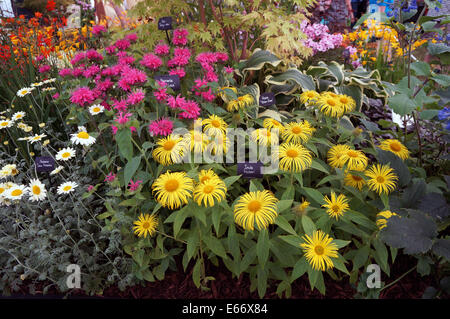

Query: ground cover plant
[0,0,448,299]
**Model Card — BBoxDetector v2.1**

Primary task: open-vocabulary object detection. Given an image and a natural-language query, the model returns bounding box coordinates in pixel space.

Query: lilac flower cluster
[300,21,343,54]
[75,0,93,11]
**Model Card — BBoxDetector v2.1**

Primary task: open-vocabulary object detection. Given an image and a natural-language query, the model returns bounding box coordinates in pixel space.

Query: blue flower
[438,107,450,121]
[446,120,450,130]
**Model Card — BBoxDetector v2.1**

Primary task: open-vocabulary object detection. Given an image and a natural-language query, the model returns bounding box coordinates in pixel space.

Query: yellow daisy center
[77,131,89,139]
[211,120,221,128]
[339,97,349,104]
[11,189,22,196]
[32,185,41,195]
[0,188,4,194]
[164,179,179,192]
[286,149,299,158]
[291,126,302,134]
[163,140,175,151]
[203,184,215,194]
[142,221,150,229]
[307,92,315,98]
[331,205,340,213]
[352,175,363,181]
[248,200,261,213]
[376,176,385,183]
[1,122,9,126]
[347,150,358,158]
[389,142,402,152]
[62,152,71,158]
[327,99,336,106]
[314,245,325,255]
[200,176,210,183]
[93,107,100,112]
[63,186,72,191]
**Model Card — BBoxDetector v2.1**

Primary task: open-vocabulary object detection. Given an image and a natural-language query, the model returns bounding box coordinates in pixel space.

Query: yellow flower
[340,149,368,171]
[278,142,312,172]
[376,210,398,230]
[152,135,186,165]
[300,90,320,105]
[133,214,158,238]
[344,171,366,190]
[327,144,351,169]
[336,94,356,113]
[378,139,409,160]
[193,178,227,207]
[234,190,278,231]
[293,198,310,216]
[152,171,194,209]
[203,115,228,136]
[227,94,254,112]
[301,230,339,271]
[263,118,284,133]
[365,164,398,195]
[322,192,349,220]
[198,169,220,184]
[251,128,276,146]
[282,121,315,144]
[184,130,208,153]
[318,95,344,118]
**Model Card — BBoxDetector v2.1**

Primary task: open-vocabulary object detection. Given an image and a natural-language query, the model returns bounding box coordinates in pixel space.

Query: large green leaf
[116,128,133,161]
[265,68,315,91]
[240,49,282,73]
[124,155,141,187]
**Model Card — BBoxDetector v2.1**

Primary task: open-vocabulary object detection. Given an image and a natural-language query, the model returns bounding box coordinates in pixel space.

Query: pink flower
[205,71,218,82]
[194,78,208,89]
[201,88,215,102]
[111,126,118,135]
[126,33,138,43]
[154,43,170,56]
[128,179,142,192]
[105,45,116,55]
[71,52,86,65]
[92,24,107,36]
[114,38,131,51]
[97,78,114,92]
[86,49,103,61]
[154,87,168,101]
[83,65,100,78]
[130,126,137,133]
[115,112,132,125]
[127,89,145,105]
[104,172,116,182]
[52,93,59,99]
[149,117,173,136]
[35,55,44,62]
[39,64,51,73]
[59,68,72,77]
[70,87,95,106]
[113,99,128,112]
[166,95,178,109]
[118,55,135,65]
[224,66,234,74]
[169,68,186,78]
[72,67,84,77]
[87,185,94,192]
[178,100,200,119]
[140,53,162,70]
[172,28,188,46]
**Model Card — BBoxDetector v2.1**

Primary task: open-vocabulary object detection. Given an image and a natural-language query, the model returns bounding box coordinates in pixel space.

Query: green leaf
[192,259,202,288]
[173,208,190,238]
[265,68,316,91]
[116,128,133,161]
[372,238,389,275]
[275,215,297,236]
[187,231,199,260]
[332,256,350,275]
[333,239,351,249]
[223,175,242,188]
[388,93,418,116]
[124,155,141,187]
[376,149,411,186]
[257,266,268,298]
[410,61,432,77]
[302,187,325,205]
[301,215,316,235]
[278,235,303,248]
[257,229,270,268]
[277,199,293,214]
[311,158,330,174]
[291,257,308,282]
[240,49,281,73]
[352,245,370,271]
[203,236,227,258]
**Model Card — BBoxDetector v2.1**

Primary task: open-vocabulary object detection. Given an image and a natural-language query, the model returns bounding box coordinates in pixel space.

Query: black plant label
[158,17,173,30]
[35,156,55,172]
[237,162,263,179]
[259,92,275,107]
[155,75,180,91]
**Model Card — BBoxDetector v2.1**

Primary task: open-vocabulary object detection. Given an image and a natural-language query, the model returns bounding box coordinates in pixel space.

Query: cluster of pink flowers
[195,51,228,83]
[92,24,107,36]
[191,77,215,102]
[38,64,51,73]
[141,53,162,70]
[154,43,170,56]
[300,21,343,54]
[172,28,188,46]
[148,117,173,136]
[70,86,96,106]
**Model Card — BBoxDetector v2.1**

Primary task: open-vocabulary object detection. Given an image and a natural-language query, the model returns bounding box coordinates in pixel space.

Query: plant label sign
[35,156,55,172]
[237,162,263,179]
[259,92,275,107]
[155,75,180,91]
[158,17,173,30]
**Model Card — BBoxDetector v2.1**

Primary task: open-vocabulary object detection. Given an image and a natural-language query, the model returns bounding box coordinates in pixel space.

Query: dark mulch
[8,253,447,299]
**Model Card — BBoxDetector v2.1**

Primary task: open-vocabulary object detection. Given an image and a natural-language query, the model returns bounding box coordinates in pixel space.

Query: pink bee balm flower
[224,66,234,74]
[52,93,59,99]
[111,126,118,135]
[113,99,128,112]
[39,64,51,73]
[149,117,173,136]
[178,100,200,119]
[127,89,145,105]
[169,68,186,78]
[92,24,107,36]
[130,126,137,133]
[104,172,116,182]
[126,33,138,43]
[128,179,142,192]
[201,88,215,102]
[172,28,188,46]
[105,45,116,55]
[154,88,168,102]
[115,111,132,125]
[87,185,94,192]
[154,43,170,56]
[59,68,72,77]
[114,38,131,51]
[70,87,95,106]
[194,78,208,89]
[140,53,162,70]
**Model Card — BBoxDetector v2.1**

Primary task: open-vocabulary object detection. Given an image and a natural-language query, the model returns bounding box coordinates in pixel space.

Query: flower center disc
[93,107,100,112]
[63,186,72,192]
[248,200,261,213]
[163,140,175,151]
[142,221,150,229]
[165,179,179,192]
[32,186,41,195]
[352,175,362,181]
[327,99,336,106]
[314,245,325,255]
[286,149,299,158]
[77,131,89,139]
[11,189,22,196]
[62,152,71,158]
[376,176,385,183]
[332,205,340,213]
[390,142,402,152]
[340,97,348,104]
[347,150,358,158]
[211,120,221,128]
[203,185,214,194]
[291,126,302,134]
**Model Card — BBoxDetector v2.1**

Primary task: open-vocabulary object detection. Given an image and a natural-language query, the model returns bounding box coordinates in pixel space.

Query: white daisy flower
[70,127,96,146]
[12,112,26,121]
[29,134,47,144]
[0,119,13,129]
[0,164,18,178]
[57,181,78,195]
[43,78,56,84]
[88,104,104,116]
[56,147,76,161]
[16,87,34,97]
[42,87,56,92]
[28,179,47,202]
[50,165,64,175]
[30,82,43,87]
[5,184,27,200]
[0,183,8,197]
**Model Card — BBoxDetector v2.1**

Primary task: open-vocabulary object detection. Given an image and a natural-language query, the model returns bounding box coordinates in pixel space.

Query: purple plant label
[259,92,275,107]
[237,162,263,179]
[155,75,180,91]
[158,17,173,30]
[35,156,55,172]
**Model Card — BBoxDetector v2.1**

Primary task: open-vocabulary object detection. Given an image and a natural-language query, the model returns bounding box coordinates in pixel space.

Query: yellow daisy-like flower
[193,178,227,207]
[344,171,366,190]
[184,130,208,153]
[378,139,409,160]
[263,118,284,133]
[203,115,228,136]
[282,121,315,144]
[300,90,320,105]
[234,190,278,231]
[336,94,356,113]
[321,91,339,99]
[227,94,254,112]
[152,171,194,209]
[317,95,344,118]
[5,184,27,200]
[376,210,398,230]
[365,164,398,195]
[12,112,26,121]
[279,142,312,172]
[133,213,158,238]
[340,149,368,171]
[198,169,220,184]
[70,127,96,146]
[293,198,310,216]
[0,119,13,129]
[55,147,76,161]
[322,191,350,220]
[300,230,339,271]
[152,135,186,165]
[217,86,237,100]
[28,179,47,202]
[250,128,276,146]
[327,144,351,169]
